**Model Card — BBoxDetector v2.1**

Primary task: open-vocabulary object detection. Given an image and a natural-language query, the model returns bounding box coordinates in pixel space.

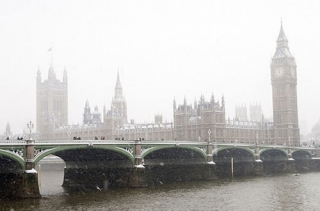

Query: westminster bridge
[1,139,320,198]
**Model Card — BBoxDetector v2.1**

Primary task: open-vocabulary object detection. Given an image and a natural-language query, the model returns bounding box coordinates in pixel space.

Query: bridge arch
[213,146,255,162]
[260,148,288,159]
[292,150,312,160]
[260,148,289,173]
[142,145,207,165]
[0,150,24,171]
[213,147,255,176]
[34,145,135,167]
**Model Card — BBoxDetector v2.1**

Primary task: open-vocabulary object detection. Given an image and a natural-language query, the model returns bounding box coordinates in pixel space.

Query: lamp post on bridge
[273,126,277,146]
[255,133,261,161]
[27,121,34,140]
[25,121,35,170]
[207,129,214,164]
[288,125,293,146]
[288,125,293,160]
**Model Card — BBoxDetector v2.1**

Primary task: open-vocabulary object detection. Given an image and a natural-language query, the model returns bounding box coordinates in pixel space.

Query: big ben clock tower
[271,23,300,146]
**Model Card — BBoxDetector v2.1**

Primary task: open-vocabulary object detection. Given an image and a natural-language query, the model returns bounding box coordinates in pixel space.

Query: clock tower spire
[271,23,300,146]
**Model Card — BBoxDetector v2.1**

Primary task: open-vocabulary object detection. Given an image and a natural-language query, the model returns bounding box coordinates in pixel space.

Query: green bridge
[0,139,319,198]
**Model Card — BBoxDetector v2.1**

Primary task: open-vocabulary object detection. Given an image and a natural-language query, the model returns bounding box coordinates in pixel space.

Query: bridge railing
[0,140,319,151]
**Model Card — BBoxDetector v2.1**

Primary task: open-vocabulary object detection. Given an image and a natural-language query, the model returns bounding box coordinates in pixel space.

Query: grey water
[2,163,320,211]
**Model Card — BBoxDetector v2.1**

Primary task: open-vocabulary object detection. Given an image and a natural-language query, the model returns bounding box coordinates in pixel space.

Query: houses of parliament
[36,24,300,146]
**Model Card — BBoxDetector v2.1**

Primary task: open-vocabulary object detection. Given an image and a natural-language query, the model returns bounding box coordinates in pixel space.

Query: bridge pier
[62,167,147,189]
[22,139,41,198]
[287,147,296,173]
[254,161,264,175]
[207,141,215,164]
[253,143,264,175]
[20,170,41,198]
[1,139,41,199]
[286,159,296,173]
[134,139,144,168]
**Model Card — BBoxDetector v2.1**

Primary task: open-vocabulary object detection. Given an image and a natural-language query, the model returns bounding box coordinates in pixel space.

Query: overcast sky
[1,0,319,135]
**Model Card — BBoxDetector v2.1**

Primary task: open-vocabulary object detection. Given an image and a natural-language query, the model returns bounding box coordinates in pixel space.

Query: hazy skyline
[1,0,319,135]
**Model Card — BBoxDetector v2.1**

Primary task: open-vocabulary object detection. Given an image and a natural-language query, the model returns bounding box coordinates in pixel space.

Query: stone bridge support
[254,144,263,175]
[287,147,296,173]
[207,141,214,164]
[21,139,41,198]
[62,140,147,190]
[2,139,41,199]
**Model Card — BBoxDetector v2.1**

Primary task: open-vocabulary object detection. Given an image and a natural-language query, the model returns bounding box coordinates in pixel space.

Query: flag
[48,47,52,52]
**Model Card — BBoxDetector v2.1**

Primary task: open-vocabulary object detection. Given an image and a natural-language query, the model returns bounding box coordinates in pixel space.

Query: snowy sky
[1,0,319,135]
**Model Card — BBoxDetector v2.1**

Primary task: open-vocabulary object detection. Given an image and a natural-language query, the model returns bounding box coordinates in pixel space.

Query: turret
[114,71,123,100]
[183,96,187,112]
[37,66,41,85]
[63,66,68,84]
[210,93,215,107]
[222,95,225,110]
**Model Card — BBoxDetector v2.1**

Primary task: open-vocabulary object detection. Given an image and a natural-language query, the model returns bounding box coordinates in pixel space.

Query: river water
[2,163,320,211]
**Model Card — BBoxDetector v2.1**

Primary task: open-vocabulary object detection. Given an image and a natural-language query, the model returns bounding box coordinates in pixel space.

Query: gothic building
[39,24,300,146]
[173,95,226,141]
[83,100,102,125]
[36,64,68,138]
[103,71,128,138]
[5,122,11,138]
[250,103,263,122]
[83,100,92,124]
[235,105,248,121]
[271,23,300,146]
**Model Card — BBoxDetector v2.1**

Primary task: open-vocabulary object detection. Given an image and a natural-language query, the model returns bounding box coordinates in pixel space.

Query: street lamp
[208,129,211,143]
[27,121,34,140]
[288,125,293,147]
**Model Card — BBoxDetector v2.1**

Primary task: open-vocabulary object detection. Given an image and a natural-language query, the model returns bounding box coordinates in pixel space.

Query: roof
[277,23,288,42]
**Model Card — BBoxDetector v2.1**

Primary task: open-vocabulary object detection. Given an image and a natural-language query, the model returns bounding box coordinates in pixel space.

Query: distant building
[83,100,101,125]
[39,24,300,146]
[5,122,11,138]
[270,23,300,146]
[92,105,101,125]
[250,103,262,122]
[83,100,92,124]
[36,64,68,138]
[235,105,247,121]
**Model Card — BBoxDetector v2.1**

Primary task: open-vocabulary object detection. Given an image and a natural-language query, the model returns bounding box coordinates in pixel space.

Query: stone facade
[37,24,300,146]
[270,23,300,146]
[36,64,68,138]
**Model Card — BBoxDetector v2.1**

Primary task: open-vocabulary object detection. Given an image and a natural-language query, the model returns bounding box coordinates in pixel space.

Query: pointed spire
[222,95,225,109]
[277,21,288,42]
[211,93,215,106]
[117,70,120,83]
[63,66,68,83]
[85,100,89,108]
[114,71,123,100]
[272,22,294,62]
[37,66,41,81]
[276,21,289,49]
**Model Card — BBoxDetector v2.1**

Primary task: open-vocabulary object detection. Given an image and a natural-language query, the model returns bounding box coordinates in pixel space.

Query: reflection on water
[2,163,320,211]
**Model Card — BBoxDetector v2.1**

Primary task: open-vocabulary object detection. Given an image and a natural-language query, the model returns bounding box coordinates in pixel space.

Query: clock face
[274,67,284,77]
[290,68,295,77]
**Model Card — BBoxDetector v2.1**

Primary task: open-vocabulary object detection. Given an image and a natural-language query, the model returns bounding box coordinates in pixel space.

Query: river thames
[2,163,320,211]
